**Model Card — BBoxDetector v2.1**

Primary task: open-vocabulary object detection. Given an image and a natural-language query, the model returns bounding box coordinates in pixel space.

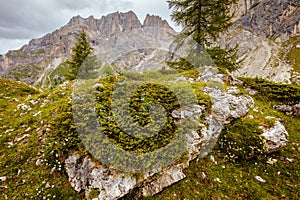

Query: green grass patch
[285,36,300,73]
[0,79,84,199]
[218,118,265,162]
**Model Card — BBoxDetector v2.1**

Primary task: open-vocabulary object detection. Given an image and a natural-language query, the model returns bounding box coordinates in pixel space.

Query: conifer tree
[67,30,93,80]
[167,0,239,73]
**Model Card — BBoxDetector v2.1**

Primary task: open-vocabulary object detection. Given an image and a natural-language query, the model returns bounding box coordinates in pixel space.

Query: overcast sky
[0,0,181,54]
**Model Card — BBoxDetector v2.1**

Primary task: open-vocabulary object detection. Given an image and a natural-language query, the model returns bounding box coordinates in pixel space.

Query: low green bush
[240,77,300,105]
[95,75,180,153]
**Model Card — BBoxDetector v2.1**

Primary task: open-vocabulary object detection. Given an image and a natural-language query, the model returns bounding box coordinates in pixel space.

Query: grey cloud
[0,0,133,39]
[0,26,36,39]
[0,38,30,53]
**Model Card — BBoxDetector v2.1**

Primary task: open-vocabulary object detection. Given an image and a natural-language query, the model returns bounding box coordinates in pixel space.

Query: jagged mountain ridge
[0,11,176,86]
[1,1,300,86]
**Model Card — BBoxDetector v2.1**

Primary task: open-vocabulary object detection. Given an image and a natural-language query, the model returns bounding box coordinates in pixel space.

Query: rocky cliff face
[165,0,300,84]
[226,0,300,83]
[96,11,143,36]
[231,0,263,22]
[221,26,293,83]
[0,11,176,86]
[143,14,173,29]
[237,0,300,38]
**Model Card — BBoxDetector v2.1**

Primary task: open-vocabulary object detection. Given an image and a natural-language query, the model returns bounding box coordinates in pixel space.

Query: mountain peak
[68,15,85,25]
[97,11,142,35]
[143,14,172,30]
[64,11,174,35]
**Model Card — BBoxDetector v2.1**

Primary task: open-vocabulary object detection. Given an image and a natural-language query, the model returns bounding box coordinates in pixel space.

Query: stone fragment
[261,121,289,153]
[255,176,266,183]
[0,176,7,182]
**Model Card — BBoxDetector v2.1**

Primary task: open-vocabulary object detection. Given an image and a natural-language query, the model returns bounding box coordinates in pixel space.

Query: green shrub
[95,75,180,153]
[240,77,300,105]
[92,73,211,154]
[0,78,39,97]
[88,189,100,200]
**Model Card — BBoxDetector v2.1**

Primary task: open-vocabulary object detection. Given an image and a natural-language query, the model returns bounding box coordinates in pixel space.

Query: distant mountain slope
[1,1,300,86]
[225,0,300,83]
[236,0,300,38]
[0,11,176,86]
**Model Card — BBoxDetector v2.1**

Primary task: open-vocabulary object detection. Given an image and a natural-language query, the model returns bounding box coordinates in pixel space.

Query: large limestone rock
[261,121,289,153]
[65,154,137,200]
[65,155,93,193]
[274,104,300,116]
[205,86,254,124]
[138,164,187,197]
[65,85,260,200]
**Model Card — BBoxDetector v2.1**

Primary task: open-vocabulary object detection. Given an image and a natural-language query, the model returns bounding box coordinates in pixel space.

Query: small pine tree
[168,0,239,73]
[78,54,102,79]
[67,30,93,80]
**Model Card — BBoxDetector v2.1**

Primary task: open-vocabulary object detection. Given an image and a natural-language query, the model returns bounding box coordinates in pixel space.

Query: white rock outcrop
[261,121,289,153]
[65,155,137,200]
[274,104,300,116]
[139,164,187,197]
[205,87,254,124]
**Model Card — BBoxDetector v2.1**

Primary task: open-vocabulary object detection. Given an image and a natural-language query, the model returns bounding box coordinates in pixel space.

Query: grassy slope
[0,76,299,200]
[285,36,300,73]
[137,101,300,200]
[0,79,83,199]
[134,78,300,200]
